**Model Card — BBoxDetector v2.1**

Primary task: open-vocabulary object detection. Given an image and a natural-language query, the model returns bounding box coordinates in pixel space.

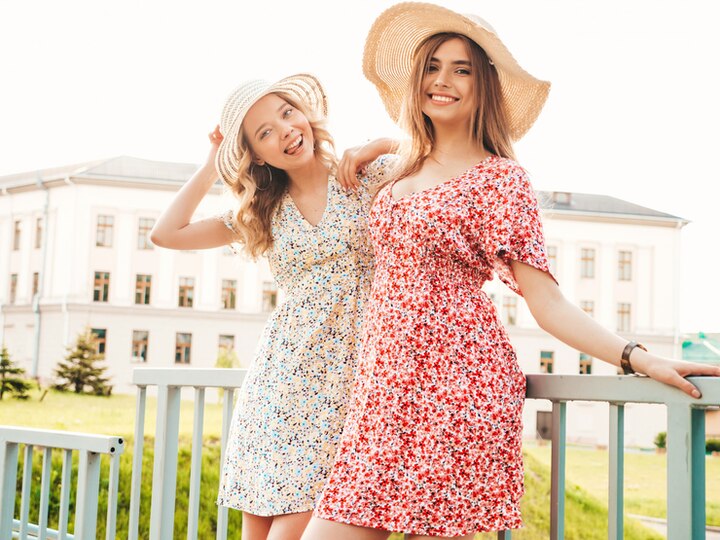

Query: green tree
[54,328,113,395]
[0,346,32,400]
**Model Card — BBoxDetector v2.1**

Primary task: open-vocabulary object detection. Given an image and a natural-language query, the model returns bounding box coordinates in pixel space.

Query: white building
[1,157,687,447]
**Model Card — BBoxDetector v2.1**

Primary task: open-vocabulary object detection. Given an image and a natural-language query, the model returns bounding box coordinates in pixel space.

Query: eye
[259,128,271,140]
[426,64,439,73]
[456,68,471,75]
[283,107,294,117]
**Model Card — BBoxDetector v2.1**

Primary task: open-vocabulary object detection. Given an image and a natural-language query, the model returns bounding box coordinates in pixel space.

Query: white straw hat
[216,73,327,185]
[363,2,550,140]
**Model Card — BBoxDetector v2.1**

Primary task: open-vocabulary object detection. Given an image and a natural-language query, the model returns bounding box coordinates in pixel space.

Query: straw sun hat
[363,2,550,141]
[215,73,328,185]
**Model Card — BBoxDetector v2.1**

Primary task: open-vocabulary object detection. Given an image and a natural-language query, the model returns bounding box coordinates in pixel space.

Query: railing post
[74,450,101,539]
[608,403,624,540]
[216,387,235,540]
[38,446,53,540]
[187,387,206,540]
[128,386,147,540]
[19,444,34,539]
[0,440,20,539]
[666,404,705,540]
[149,384,182,540]
[58,449,72,539]
[550,401,566,540]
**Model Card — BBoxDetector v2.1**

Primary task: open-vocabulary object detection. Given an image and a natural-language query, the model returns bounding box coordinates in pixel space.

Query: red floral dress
[314,155,554,536]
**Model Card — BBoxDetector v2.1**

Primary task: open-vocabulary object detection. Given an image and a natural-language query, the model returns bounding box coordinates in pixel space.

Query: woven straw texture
[363,2,550,141]
[216,74,327,185]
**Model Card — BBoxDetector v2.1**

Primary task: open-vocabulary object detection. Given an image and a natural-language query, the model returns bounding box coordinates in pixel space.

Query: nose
[281,123,294,139]
[433,66,452,88]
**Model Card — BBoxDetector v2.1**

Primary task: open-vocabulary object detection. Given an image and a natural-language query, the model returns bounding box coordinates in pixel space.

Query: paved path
[629,514,720,539]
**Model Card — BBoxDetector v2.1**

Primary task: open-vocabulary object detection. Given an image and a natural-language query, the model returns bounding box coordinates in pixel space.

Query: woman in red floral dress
[303,3,720,539]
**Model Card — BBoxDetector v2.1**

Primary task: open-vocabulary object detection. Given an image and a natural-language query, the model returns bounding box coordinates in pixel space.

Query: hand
[634,354,720,398]
[337,138,398,192]
[205,125,223,172]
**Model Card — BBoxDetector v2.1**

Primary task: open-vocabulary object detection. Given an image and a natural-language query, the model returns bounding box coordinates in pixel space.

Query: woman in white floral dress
[150,74,393,540]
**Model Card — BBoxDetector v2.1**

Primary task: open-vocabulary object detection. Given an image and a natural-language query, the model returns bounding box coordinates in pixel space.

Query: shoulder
[473,156,533,195]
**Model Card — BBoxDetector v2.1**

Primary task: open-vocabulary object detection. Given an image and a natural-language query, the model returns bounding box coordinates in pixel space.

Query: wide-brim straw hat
[216,73,328,185]
[363,2,550,141]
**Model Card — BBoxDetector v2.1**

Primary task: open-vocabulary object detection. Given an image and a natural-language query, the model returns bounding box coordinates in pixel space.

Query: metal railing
[527,374,720,540]
[0,426,125,540]
[3,370,718,539]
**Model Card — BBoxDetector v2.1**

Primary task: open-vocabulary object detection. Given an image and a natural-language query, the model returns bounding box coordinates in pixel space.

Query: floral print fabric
[315,155,553,535]
[217,173,375,516]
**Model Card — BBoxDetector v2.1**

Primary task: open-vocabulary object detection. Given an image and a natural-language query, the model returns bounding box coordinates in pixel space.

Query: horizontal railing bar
[12,520,75,539]
[133,367,247,388]
[526,374,720,405]
[0,427,124,455]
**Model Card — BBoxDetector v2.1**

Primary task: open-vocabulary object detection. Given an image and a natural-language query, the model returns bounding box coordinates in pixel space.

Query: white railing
[0,427,125,540]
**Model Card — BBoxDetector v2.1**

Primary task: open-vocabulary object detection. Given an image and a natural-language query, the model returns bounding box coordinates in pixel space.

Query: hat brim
[363,2,550,141]
[216,73,328,187]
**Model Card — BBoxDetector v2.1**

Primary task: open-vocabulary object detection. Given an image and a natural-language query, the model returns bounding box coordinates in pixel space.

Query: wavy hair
[219,91,337,258]
[377,33,515,192]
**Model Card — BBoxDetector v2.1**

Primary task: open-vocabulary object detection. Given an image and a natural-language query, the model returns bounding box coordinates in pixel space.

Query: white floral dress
[216,171,377,516]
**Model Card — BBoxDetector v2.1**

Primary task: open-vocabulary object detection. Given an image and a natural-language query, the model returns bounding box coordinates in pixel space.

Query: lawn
[1,390,670,539]
[524,442,720,527]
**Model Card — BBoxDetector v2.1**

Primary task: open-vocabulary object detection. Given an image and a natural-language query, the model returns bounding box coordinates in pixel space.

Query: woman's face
[421,37,476,130]
[242,93,315,171]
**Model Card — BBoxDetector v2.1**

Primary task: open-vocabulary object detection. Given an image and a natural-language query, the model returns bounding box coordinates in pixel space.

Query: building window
[175,333,192,364]
[93,272,110,302]
[540,351,554,374]
[91,328,107,356]
[32,272,39,298]
[546,245,558,276]
[222,279,237,310]
[618,250,632,281]
[617,303,631,332]
[262,281,278,312]
[178,277,194,307]
[503,296,518,326]
[35,217,43,249]
[96,215,114,247]
[219,334,235,352]
[579,353,593,375]
[132,330,149,363]
[13,220,21,250]
[135,274,152,305]
[9,274,18,304]
[580,300,594,318]
[580,248,595,278]
[137,218,155,250]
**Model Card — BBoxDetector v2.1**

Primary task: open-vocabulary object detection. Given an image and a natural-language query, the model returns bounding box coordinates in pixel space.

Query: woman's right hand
[337,138,398,192]
[205,125,224,172]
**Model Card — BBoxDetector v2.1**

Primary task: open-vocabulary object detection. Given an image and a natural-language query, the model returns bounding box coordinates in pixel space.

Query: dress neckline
[284,175,333,229]
[388,154,497,203]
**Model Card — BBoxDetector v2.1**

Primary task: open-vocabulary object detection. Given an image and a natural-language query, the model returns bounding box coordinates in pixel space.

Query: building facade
[1,158,690,447]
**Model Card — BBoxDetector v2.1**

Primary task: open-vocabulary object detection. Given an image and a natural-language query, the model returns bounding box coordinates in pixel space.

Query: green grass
[524,442,720,527]
[1,390,667,538]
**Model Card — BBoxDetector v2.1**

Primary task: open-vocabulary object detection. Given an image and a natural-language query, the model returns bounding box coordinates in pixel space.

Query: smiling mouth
[429,94,459,104]
[285,134,304,155]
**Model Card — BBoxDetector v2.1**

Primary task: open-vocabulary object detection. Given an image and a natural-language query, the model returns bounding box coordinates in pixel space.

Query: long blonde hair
[383,33,515,190]
[220,91,337,258]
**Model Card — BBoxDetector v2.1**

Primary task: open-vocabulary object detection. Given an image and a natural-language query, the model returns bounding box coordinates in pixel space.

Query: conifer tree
[0,346,32,400]
[54,328,113,395]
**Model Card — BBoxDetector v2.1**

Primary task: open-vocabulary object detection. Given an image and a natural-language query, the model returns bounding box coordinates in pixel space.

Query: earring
[251,163,273,191]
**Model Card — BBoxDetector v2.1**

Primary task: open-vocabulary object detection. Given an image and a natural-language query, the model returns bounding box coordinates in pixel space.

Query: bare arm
[337,137,399,191]
[150,127,238,250]
[511,260,720,398]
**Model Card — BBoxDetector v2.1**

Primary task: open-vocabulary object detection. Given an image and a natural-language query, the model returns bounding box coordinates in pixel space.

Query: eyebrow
[253,103,288,138]
[429,56,472,66]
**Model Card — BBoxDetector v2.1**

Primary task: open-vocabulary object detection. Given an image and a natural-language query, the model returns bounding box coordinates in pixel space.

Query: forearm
[150,163,218,247]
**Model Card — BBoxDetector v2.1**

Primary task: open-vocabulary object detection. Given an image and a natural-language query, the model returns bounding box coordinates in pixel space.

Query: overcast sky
[1,0,718,332]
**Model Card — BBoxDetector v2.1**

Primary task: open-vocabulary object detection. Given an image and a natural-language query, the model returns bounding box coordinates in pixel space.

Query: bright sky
[1,0,718,332]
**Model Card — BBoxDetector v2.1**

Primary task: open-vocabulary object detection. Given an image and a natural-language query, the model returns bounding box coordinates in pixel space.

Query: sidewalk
[629,514,720,539]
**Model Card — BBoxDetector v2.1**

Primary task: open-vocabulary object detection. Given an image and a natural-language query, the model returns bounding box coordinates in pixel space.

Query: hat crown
[219,79,273,137]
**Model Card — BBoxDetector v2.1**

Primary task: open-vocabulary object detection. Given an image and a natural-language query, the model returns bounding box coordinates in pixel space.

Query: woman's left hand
[634,355,720,398]
[337,138,398,192]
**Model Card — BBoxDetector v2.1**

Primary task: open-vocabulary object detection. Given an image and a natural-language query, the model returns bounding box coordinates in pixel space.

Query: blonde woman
[151,74,391,540]
[304,4,720,540]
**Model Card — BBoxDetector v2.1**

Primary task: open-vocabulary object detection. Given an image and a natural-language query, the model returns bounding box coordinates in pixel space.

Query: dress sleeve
[478,164,557,295]
[216,209,242,255]
[358,154,399,187]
